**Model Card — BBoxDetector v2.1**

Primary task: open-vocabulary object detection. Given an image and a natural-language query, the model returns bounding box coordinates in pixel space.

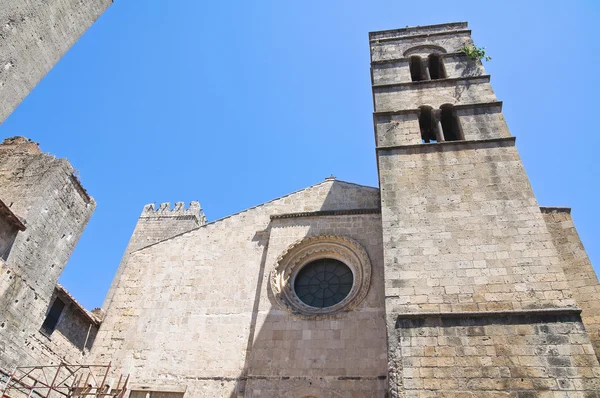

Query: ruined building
[0,137,99,371]
[1,17,600,398]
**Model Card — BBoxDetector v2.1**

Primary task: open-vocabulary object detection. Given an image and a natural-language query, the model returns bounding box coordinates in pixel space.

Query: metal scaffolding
[1,362,129,398]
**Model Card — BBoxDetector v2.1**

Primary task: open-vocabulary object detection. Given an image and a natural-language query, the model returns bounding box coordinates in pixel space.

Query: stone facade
[0,18,599,398]
[91,180,388,397]
[0,0,112,124]
[371,22,600,396]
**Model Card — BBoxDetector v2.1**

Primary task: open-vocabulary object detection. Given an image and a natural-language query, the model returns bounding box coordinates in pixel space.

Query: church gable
[91,179,386,394]
[129,178,380,254]
[210,178,381,225]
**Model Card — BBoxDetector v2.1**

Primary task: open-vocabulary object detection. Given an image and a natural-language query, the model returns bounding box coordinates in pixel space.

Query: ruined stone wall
[0,281,101,388]
[0,0,112,124]
[0,137,95,299]
[37,287,99,358]
[542,207,600,361]
[91,180,387,397]
[22,288,99,366]
[371,23,600,396]
[0,137,96,373]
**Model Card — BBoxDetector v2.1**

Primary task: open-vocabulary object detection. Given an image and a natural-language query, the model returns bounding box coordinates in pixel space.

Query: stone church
[1,2,600,397]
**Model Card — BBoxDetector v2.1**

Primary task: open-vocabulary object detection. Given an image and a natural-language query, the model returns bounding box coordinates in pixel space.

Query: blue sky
[1,1,598,309]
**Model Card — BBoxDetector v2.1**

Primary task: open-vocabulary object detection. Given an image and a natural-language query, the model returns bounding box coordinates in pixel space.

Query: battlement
[141,201,207,225]
[369,22,469,42]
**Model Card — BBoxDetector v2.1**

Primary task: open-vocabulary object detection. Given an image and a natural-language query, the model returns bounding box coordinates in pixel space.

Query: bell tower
[370,22,600,396]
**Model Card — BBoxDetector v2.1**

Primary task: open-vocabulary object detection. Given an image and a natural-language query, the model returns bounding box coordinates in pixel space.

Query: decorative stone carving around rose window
[270,235,372,318]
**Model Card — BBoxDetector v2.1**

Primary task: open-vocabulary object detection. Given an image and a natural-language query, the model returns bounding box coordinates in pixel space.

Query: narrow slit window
[419,107,440,143]
[41,298,65,335]
[428,54,446,80]
[440,105,463,141]
[409,56,425,82]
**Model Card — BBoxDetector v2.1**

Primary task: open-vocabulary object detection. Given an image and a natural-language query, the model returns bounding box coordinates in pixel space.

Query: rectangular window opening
[41,298,65,335]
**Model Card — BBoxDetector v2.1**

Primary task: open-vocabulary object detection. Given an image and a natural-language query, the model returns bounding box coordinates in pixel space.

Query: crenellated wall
[101,201,207,312]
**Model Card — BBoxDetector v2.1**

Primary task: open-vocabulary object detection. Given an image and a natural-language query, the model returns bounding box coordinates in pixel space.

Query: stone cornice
[377,136,516,153]
[369,22,468,40]
[372,74,490,90]
[370,29,471,44]
[373,101,502,118]
[392,307,582,321]
[270,208,381,220]
[371,51,466,65]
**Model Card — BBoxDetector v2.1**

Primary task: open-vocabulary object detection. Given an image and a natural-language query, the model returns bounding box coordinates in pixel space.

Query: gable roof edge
[129,179,379,255]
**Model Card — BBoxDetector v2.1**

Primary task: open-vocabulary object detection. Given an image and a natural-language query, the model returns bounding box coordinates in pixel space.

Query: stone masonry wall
[373,78,497,112]
[242,212,386,397]
[0,137,95,299]
[0,137,96,374]
[371,22,600,396]
[372,56,485,87]
[542,207,600,361]
[91,180,387,397]
[378,141,576,314]
[0,0,112,123]
[23,288,99,366]
[394,312,600,396]
[374,104,508,148]
[101,202,207,312]
[0,279,100,389]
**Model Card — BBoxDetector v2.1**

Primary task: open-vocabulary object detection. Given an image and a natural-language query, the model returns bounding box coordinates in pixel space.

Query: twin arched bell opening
[418,104,464,143]
[409,53,447,82]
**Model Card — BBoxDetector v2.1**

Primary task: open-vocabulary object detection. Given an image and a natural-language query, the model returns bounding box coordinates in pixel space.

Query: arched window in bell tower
[428,54,446,80]
[440,104,464,141]
[409,56,426,82]
[418,106,441,143]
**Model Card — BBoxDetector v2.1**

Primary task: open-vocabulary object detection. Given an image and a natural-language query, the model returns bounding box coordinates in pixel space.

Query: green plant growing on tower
[459,44,492,62]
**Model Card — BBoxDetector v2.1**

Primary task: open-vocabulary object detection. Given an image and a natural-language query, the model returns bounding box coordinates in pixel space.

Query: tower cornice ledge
[372,74,490,90]
[369,22,468,40]
[377,136,515,153]
[374,101,502,117]
[370,29,471,43]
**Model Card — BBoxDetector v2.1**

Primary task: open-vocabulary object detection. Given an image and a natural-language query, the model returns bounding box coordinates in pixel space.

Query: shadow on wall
[229,181,388,397]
